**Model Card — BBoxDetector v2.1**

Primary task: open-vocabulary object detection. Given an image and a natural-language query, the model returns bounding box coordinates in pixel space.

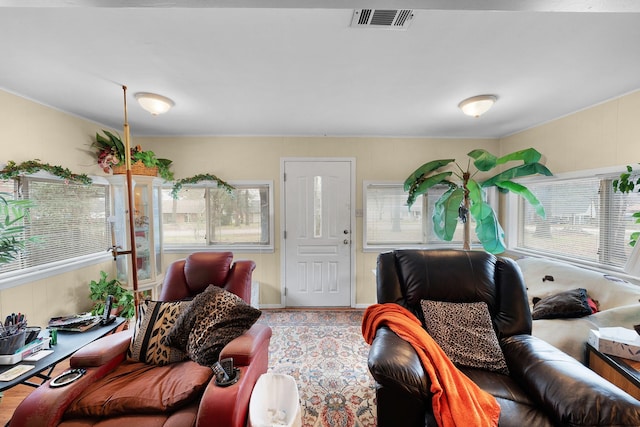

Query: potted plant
[93,130,174,181]
[613,164,640,247]
[404,148,552,254]
[0,192,36,265]
[88,271,135,319]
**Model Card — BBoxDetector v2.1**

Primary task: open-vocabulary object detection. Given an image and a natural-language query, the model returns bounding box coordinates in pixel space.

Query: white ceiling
[1,1,640,138]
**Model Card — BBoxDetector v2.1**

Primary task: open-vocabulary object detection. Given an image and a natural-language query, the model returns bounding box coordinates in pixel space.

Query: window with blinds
[517,174,640,268]
[364,182,480,249]
[0,177,110,275]
[162,182,272,248]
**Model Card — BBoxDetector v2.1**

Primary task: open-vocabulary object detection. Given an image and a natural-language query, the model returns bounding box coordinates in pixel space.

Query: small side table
[586,343,640,400]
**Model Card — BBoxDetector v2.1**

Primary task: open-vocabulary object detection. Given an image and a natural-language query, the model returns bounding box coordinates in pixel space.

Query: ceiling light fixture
[458,95,497,118]
[134,92,175,115]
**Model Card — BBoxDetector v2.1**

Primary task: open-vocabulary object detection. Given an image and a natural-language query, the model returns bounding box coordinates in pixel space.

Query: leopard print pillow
[420,300,509,375]
[164,285,262,366]
[128,299,191,366]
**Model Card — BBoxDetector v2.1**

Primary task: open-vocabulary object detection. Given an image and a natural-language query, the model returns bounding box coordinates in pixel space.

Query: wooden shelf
[586,343,640,400]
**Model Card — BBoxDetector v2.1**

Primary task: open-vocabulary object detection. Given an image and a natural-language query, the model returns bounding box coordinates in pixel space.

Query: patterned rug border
[259,309,365,327]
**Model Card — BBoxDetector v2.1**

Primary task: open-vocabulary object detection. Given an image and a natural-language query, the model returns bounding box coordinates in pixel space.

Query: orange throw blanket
[362,303,500,427]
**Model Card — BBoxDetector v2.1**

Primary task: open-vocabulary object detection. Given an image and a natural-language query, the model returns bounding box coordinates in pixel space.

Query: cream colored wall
[0,90,106,171]
[4,87,639,318]
[0,90,115,327]
[0,263,113,328]
[140,136,499,306]
[499,90,640,173]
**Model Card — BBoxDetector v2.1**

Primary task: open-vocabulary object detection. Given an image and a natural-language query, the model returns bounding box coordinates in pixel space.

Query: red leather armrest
[220,323,272,366]
[9,353,127,427]
[197,324,272,427]
[70,329,132,367]
[224,260,256,304]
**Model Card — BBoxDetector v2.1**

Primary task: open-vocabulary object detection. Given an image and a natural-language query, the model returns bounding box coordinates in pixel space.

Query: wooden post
[122,86,140,316]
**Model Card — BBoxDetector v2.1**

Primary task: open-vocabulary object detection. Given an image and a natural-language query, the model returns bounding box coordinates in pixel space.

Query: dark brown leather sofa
[368,249,640,427]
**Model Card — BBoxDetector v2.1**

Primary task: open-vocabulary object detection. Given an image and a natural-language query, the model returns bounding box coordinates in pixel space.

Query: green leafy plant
[170,173,235,199]
[93,130,174,181]
[88,271,135,319]
[612,164,640,247]
[0,160,92,185]
[405,148,552,254]
[0,192,37,265]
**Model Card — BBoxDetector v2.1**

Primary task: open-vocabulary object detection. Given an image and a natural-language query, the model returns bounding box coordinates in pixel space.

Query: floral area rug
[257,309,376,427]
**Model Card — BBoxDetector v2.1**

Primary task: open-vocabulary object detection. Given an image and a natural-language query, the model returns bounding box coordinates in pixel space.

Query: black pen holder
[0,329,25,355]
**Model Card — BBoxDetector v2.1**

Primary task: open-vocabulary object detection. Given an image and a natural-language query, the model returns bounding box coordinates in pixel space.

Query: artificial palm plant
[404,148,552,254]
[613,164,640,247]
[0,192,35,265]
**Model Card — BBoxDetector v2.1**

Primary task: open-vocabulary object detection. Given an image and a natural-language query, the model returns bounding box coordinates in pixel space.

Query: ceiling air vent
[351,9,414,30]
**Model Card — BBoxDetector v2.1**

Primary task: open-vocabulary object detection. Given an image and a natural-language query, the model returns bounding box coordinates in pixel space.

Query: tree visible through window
[517,175,640,268]
[162,183,272,247]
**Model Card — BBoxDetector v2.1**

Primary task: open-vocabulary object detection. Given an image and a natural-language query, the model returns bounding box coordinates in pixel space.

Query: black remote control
[101,295,115,325]
[220,357,234,377]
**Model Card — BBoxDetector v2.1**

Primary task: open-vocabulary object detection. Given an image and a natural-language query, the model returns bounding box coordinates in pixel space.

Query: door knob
[343,239,349,245]
[343,230,349,234]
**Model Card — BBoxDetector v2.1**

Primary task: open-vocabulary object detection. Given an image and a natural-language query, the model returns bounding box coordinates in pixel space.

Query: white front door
[283,159,353,307]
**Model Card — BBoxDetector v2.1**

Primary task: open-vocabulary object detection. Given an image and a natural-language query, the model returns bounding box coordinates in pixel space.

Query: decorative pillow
[420,300,509,375]
[164,285,262,366]
[531,288,593,320]
[65,360,213,417]
[128,299,191,366]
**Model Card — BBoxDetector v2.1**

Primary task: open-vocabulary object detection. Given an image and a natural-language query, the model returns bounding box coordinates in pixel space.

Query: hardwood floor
[0,359,70,426]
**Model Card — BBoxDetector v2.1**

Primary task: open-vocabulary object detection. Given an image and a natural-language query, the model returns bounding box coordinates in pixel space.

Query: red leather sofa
[10,252,272,427]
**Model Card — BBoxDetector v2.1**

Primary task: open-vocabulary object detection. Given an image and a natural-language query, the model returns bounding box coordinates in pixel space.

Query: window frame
[0,172,112,290]
[362,180,498,252]
[505,165,639,275]
[162,180,275,254]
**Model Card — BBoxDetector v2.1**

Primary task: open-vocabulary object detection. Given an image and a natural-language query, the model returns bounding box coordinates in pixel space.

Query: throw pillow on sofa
[420,300,509,375]
[164,285,262,366]
[128,299,192,366]
[531,288,593,320]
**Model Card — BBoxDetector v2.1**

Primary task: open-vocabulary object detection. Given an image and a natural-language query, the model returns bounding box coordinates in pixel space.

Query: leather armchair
[368,249,640,427]
[10,252,272,427]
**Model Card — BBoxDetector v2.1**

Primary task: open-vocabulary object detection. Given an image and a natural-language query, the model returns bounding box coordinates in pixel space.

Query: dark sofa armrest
[502,334,640,426]
[368,326,433,427]
[368,326,430,398]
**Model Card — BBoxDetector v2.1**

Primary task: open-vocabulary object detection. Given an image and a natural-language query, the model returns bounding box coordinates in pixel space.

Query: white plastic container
[249,373,302,427]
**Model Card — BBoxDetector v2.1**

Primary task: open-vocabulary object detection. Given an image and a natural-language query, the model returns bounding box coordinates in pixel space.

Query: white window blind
[0,178,110,274]
[518,175,640,268]
[365,184,424,245]
[162,183,272,247]
[364,182,480,248]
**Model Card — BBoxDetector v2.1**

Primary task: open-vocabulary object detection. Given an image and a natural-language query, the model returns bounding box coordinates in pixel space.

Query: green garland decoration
[0,160,92,185]
[171,173,235,199]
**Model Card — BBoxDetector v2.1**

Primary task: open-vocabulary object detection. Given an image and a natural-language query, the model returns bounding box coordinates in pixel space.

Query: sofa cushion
[65,360,212,417]
[165,285,262,366]
[128,300,191,366]
[516,257,640,311]
[517,256,640,362]
[531,288,593,320]
[420,300,509,374]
